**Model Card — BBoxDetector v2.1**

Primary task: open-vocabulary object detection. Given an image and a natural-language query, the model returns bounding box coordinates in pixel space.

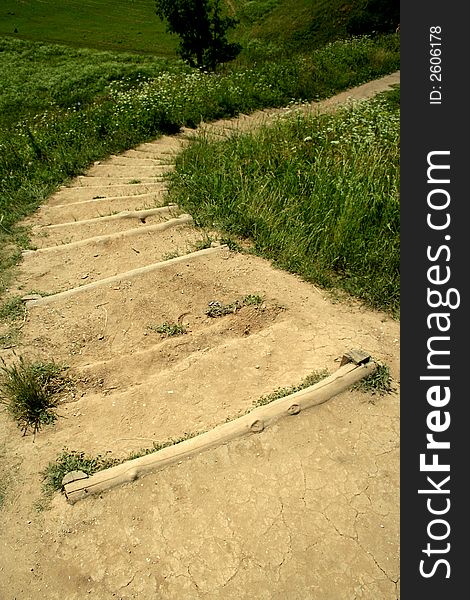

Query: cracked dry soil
[0,72,400,599]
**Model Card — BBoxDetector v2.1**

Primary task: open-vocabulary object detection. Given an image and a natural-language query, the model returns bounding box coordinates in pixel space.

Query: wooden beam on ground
[63,356,376,504]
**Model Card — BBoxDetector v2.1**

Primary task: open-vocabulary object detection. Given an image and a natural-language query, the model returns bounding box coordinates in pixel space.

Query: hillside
[1,0,399,55]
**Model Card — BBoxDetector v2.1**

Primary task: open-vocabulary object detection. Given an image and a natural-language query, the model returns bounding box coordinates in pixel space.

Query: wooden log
[26,245,227,307]
[23,214,192,255]
[63,359,376,504]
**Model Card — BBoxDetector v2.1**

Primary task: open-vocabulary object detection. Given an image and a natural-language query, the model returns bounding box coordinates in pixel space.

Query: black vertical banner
[401,2,468,597]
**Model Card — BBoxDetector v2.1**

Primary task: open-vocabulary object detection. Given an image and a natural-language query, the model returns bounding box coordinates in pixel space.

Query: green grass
[1,1,398,58]
[0,357,71,436]
[0,33,399,297]
[252,368,330,408]
[168,87,400,314]
[353,362,394,396]
[231,0,399,58]
[0,296,24,322]
[0,0,177,55]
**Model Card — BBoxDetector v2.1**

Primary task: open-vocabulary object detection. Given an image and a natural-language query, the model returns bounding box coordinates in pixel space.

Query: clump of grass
[0,327,20,349]
[219,236,244,252]
[0,357,71,436]
[353,362,394,396]
[41,449,120,495]
[205,300,240,318]
[147,321,187,337]
[252,368,330,408]
[206,294,264,317]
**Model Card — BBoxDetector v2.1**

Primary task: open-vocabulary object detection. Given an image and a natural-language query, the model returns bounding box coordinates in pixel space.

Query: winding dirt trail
[0,72,400,599]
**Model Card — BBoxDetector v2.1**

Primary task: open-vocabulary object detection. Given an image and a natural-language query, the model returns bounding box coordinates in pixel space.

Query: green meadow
[0,0,176,55]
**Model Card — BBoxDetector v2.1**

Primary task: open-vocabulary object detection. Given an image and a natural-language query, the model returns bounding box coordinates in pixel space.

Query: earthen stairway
[9,72,400,481]
[0,75,401,600]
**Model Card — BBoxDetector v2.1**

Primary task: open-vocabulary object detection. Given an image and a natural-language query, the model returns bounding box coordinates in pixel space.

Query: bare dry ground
[0,73,400,599]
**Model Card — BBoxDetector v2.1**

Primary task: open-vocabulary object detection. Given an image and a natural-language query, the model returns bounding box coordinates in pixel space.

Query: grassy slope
[169,87,400,314]
[1,1,398,55]
[231,0,399,51]
[0,38,181,129]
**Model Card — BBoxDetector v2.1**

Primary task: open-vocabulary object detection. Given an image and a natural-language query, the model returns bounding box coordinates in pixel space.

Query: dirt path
[0,72,400,599]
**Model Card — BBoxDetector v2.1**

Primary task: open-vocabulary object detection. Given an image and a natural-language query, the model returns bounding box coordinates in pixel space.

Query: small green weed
[205,294,264,318]
[0,357,71,436]
[243,294,263,306]
[206,300,241,318]
[353,362,394,396]
[41,449,119,495]
[128,179,142,184]
[162,251,180,261]
[219,236,244,252]
[252,369,330,408]
[0,327,20,349]
[148,321,187,337]
[192,235,215,251]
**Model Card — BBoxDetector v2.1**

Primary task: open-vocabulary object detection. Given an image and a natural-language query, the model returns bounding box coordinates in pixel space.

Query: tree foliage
[155,0,241,70]
[346,0,400,36]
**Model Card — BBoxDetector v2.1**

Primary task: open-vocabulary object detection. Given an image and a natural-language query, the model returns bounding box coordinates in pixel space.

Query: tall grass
[167,89,400,314]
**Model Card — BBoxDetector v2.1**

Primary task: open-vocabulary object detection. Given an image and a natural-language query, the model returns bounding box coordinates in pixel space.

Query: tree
[155,0,241,70]
[346,0,400,36]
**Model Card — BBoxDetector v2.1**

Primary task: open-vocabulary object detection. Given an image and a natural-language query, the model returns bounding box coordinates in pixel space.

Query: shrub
[0,357,69,436]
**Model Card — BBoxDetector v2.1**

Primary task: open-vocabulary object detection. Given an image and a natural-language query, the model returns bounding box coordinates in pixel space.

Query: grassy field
[168,87,400,314]
[0,0,177,55]
[1,1,399,56]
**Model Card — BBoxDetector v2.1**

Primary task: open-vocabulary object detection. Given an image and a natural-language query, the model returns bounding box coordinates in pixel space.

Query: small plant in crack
[147,321,187,337]
[353,362,394,397]
[0,357,72,436]
[128,179,142,184]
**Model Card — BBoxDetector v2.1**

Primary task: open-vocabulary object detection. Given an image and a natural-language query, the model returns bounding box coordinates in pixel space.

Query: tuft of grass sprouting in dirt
[205,294,263,318]
[41,449,120,495]
[0,357,71,436]
[252,369,330,408]
[147,321,187,337]
[353,362,394,396]
[0,296,24,322]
